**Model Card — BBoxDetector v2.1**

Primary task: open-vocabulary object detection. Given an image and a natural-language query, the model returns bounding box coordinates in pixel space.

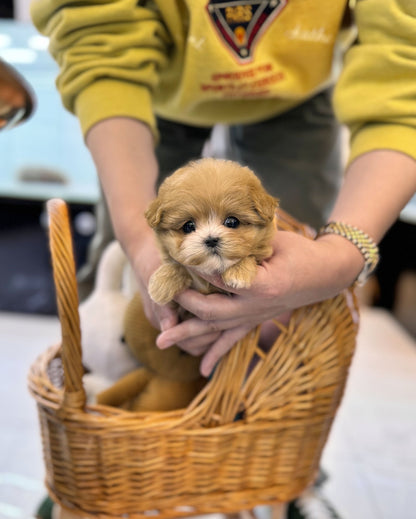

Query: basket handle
[47,198,86,410]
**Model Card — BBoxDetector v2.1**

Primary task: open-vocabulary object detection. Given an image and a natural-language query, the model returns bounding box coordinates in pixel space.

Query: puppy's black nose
[205,236,220,249]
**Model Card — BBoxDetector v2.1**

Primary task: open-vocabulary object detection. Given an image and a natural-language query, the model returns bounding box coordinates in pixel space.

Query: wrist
[314,232,365,288]
[121,224,161,287]
[316,222,380,285]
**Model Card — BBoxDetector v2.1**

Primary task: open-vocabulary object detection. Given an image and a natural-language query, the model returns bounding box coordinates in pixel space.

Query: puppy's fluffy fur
[146,158,278,305]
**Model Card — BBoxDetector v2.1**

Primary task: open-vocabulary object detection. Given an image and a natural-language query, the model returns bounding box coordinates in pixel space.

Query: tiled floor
[1,305,415,519]
[0,312,60,519]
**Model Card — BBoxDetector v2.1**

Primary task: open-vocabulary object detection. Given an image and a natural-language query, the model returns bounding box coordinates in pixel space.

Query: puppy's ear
[145,198,163,229]
[252,188,279,224]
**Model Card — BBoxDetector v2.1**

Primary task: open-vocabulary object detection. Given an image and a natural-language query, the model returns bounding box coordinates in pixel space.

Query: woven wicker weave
[28,198,358,519]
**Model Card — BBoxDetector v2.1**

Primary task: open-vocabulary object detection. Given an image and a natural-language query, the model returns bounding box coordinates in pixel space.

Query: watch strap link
[317,221,380,285]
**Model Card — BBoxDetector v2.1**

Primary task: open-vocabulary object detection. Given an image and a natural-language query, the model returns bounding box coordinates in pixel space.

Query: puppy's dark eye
[224,216,240,229]
[182,220,196,233]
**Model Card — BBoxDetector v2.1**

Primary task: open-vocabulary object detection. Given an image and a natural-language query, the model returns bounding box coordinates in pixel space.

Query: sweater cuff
[74,79,157,143]
[349,122,416,165]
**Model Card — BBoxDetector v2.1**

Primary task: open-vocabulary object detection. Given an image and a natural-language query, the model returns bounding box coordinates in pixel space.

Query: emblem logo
[206,0,288,62]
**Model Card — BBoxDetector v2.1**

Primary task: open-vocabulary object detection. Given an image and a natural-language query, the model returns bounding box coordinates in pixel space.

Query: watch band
[317,221,380,285]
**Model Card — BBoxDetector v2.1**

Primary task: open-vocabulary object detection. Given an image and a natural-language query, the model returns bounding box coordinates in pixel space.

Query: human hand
[126,228,229,351]
[127,228,179,333]
[128,228,224,348]
[156,230,364,376]
[85,117,175,331]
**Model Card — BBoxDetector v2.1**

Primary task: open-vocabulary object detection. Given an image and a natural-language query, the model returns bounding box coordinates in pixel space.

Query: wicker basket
[28,198,358,518]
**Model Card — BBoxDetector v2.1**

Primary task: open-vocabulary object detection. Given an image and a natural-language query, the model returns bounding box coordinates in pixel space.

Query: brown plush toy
[96,293,206,412]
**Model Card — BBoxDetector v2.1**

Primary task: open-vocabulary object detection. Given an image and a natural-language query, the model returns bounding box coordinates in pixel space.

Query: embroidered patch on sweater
[206,0,287,62]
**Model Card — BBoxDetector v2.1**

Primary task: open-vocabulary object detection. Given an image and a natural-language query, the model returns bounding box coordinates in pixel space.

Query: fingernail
[201,358,218,378]
[200,361,211,378]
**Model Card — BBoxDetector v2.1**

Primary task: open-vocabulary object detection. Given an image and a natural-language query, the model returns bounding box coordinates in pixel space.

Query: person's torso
[154,0,351,126]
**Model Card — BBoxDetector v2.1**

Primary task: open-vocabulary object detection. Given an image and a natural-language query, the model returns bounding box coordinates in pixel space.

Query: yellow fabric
[334,0,416,164]
[31,0,416,163]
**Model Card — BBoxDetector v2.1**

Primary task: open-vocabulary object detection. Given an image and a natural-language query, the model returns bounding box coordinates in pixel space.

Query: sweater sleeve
[333,0,416,164]
[30,0,171,140]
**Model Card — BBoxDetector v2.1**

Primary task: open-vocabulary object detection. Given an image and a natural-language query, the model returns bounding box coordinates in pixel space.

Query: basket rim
[28,290,358,432]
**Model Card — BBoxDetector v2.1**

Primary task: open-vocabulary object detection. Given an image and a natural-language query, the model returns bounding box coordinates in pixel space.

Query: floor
[0,305,415,519]
[0,312,60,519]
[321,306,416,519]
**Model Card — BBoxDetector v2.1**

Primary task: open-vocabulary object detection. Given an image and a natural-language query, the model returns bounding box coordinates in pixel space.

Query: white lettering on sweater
[188,35,206,51]
[286,24,331,44]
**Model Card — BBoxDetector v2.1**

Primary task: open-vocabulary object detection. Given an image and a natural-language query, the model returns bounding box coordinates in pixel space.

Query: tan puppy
[146,158,278,305]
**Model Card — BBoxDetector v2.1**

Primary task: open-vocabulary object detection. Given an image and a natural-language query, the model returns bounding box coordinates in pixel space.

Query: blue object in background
[0,20,98,204]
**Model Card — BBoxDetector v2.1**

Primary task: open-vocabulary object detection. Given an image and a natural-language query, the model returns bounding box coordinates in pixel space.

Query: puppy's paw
[148,263,192,304]
[222,271,254,290]
[222,258,257,289]
[148,270,178,305]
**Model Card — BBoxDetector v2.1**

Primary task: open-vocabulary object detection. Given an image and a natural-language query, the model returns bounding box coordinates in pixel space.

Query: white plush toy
[79,240,139,400]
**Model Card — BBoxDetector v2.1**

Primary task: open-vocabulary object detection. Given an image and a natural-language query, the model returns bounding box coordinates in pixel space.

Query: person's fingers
[174,289,249,322]
[141,294,178,331]
[155,311,227,357]
[200,325,253,377]
[170,331,221,357]
[157,303,179,331]
[174,330,221,354]
[157,314,246,349]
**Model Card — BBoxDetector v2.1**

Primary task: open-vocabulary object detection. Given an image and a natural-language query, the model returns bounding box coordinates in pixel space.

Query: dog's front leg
[148,263,192,304]
[222,256,258,289]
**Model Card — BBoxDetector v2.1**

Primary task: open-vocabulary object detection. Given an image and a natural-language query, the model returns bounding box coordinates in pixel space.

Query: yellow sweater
[31,0,416,164]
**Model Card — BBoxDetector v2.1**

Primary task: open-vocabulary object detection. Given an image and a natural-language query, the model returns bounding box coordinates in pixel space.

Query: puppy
[145,158,278,305]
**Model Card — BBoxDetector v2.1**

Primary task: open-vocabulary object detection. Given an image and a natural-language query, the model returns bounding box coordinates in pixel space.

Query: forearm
[316,149,416,285]
[329,150,416,242]
[86,117,179,331]
[86,117,158,259]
